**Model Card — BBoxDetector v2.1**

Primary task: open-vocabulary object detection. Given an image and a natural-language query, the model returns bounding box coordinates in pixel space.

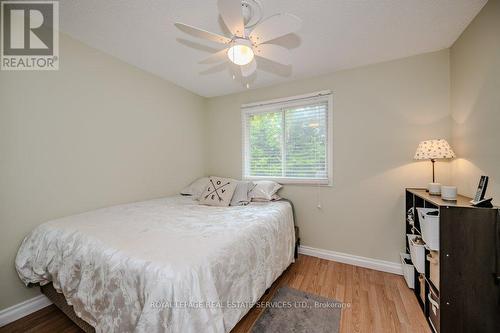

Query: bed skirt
[40,283,95,333]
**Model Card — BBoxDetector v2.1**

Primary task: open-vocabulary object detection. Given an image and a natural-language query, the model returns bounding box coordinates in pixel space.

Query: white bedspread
[15,196,295,333]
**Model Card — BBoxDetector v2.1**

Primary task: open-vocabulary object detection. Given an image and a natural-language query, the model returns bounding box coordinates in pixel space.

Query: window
[242,91,333,185]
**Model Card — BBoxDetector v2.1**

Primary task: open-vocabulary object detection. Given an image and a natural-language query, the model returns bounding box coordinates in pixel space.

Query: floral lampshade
[414,139,456,160]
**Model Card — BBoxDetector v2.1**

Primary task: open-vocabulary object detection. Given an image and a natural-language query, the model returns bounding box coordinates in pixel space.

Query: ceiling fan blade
[174,22,231,44]
[240,58,257,77]
[199,62,229,75]
[249,13,302,45]
[217,0,245,37]
[254,44,291,66]
[199,48,229,64]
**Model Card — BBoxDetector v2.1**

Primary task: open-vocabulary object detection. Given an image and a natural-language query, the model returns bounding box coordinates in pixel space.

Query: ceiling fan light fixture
[176,0,302,85]
[227,39,254,66]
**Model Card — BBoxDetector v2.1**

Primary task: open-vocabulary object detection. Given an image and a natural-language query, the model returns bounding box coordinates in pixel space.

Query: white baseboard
[299,245,403,275]
[0,294,52,327]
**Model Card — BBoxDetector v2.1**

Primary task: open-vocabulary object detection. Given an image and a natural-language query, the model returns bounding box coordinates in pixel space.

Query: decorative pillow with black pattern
[199,177,237,207]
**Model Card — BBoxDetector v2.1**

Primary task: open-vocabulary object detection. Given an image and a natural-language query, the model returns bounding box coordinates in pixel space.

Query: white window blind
[242,92,332,185]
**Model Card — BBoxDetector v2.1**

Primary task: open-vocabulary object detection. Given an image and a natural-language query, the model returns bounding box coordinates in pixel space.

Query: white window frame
[241,90,333,186]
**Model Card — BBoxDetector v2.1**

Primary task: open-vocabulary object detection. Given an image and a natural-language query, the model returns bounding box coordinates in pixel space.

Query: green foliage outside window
[248,104,327,179]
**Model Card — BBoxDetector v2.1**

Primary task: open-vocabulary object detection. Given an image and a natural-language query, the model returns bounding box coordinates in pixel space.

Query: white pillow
[199,177,237,207]
[230,181,255,206]
[249,180,282,201]
[251,194,281,202]
[180,177,210,199]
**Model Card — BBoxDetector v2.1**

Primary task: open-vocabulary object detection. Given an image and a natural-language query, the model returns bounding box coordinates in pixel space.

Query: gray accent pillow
[230,181,256,206]
[199,177,237,207]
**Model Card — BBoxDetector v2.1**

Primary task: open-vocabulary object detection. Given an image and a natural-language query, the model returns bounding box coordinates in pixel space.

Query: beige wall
[206,50,452,264]
[6,4,498,310]
[0,34,206,309]
[450,0,500,204]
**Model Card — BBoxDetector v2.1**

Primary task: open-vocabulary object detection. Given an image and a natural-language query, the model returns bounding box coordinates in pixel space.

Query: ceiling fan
[174,0,301,83]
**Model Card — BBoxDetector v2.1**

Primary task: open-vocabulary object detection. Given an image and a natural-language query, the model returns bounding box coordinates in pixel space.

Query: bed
[15,195,295,333]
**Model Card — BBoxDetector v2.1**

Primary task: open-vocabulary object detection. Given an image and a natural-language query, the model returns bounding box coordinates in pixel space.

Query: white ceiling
[59,0,486,97]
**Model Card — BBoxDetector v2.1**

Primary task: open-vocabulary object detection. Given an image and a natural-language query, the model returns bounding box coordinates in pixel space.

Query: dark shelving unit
[405,188,500,333]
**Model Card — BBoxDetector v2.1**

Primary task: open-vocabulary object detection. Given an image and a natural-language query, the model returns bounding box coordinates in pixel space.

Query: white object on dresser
[441,185,458,201]
[428,182,441,195]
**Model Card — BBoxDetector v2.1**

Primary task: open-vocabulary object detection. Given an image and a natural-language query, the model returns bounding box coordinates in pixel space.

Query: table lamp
[414,139,455,195]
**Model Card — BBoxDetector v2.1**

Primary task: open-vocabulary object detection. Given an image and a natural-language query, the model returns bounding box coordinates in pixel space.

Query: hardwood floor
[0,304,81,333]
[0,255,430,333]
[233,255,430,333]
